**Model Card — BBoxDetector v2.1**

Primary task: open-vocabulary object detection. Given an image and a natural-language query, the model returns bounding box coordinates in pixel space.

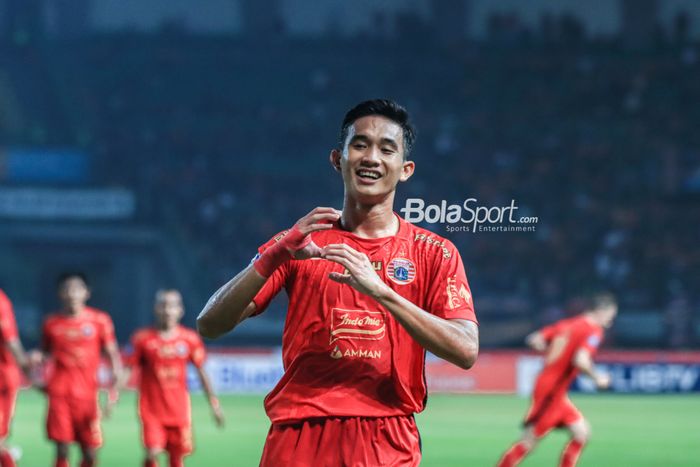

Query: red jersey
[41,307,117,400]
[129,326,206,427]
[0,289,21,389]
[535,315,604,398]
[252,214,477,424]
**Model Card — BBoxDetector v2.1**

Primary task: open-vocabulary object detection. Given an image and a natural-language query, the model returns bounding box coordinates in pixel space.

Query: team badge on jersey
[81,324,95,337]
[387,258,416,285]
[176,342,188,356]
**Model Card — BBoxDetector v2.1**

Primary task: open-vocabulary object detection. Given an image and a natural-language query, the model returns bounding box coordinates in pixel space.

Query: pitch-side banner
[516,352,700,395]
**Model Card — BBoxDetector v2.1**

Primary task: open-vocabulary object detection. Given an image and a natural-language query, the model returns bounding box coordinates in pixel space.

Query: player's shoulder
[178,325,203,343]
[0,288,8,303]
[404,221,457,262]
[132,327,154,344]
[85,307,113,322]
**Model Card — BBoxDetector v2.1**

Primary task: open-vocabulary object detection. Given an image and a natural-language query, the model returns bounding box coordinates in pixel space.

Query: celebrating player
[126,289,224,467]
[0,289,31,467]
[39,273,123,467]
[497,293,618,467]
[197,99,479,466]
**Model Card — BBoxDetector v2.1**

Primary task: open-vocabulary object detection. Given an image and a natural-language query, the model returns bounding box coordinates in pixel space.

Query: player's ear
[399,160,415,182]
[329,149,342,173]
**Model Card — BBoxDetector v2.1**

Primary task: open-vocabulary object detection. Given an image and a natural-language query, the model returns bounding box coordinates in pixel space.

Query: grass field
[7,391,699,466]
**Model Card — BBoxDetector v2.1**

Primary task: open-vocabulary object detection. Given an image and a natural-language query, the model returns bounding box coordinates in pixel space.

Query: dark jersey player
[497,293,618,467]
[197,99,479,466]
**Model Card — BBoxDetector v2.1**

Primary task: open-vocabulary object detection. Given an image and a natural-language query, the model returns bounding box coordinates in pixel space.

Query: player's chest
[142,339,190,365]
[49,321,99,346]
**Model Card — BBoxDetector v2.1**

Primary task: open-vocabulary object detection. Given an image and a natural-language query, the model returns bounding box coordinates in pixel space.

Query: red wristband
[253,226,311,278]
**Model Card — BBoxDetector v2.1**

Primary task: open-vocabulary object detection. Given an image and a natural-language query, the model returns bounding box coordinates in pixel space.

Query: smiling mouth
[355,169,382,181]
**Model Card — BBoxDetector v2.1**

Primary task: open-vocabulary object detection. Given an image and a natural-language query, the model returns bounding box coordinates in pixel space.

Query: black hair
[338,99,416,158]
[584,292,617,311]
[56,271,90,289]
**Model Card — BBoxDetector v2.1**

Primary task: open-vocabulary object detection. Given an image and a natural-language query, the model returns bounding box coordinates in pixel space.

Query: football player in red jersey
[126,289,224,467]
[39,273,123,467]
[497,293,618,467]
[197,99,479,466]
[0,289,31,467]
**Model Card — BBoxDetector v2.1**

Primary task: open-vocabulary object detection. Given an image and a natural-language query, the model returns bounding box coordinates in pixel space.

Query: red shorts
[46,396,102,447]
[260,416,421,467]
[523,393,583,437]
[141,416,193,456]
[0,385,18,438]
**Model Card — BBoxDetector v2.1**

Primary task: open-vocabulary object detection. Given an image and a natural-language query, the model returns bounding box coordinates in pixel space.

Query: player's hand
[212,406,225,428]
[594,373,611,390]
[322,244,389,298]
[102,399,116,419]
[286,207,341,260]
[254,207,340,278]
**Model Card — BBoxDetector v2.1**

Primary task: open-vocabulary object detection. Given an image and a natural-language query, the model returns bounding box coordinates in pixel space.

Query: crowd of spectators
[2,28,699,346]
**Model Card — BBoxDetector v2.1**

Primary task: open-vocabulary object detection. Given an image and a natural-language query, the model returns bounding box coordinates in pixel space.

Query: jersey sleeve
[0,290,19,343]
[578,327,604,356]
[99,313,117,348]
[41,319,52,352]
[251,231,291,316]
[539,322,562,342]
[425,240,477,323]
[188,332,206,368]
[125,332,144,368]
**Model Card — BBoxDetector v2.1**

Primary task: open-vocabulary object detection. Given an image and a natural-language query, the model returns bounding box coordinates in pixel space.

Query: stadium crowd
[1,19,699,347]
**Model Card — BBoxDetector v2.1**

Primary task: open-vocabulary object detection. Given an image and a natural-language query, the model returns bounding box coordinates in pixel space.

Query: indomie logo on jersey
[387,258,416,285]
[330,308,386,344]
[446,276,471,309]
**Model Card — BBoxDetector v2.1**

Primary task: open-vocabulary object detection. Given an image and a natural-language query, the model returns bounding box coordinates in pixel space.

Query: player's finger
[322,248,358,265]
[306,223,335,232]
[306,212,341,225]
[328,272,352,284]
[323,245,363,263]
[325,243,363,258]
[304,207,340,219]
[323,254,354,271]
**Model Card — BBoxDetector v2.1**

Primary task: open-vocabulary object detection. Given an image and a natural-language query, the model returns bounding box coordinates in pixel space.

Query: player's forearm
[373,288,479,369]
[7,339,30,376]
[573,352,597,379]
[197,265,266,339]
[197,369,218,404]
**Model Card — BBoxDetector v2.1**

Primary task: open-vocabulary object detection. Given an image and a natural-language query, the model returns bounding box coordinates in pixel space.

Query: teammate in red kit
[39,273,123,467]
[497,293,618,467]
[197,99,479,466]
[126,289,224,467]
[0,289,31,467]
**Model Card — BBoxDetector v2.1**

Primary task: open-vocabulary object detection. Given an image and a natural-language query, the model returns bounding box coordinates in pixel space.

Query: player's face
[597,305,618,329]
[58,277,90,310]
[331,115,415,203]
[154,291,184,329]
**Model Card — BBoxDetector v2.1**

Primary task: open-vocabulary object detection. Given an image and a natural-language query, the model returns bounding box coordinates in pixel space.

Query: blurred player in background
[198,99,479,466]
[39,273,123,467]
[497,293,618,467]
[0,289,31,467]
[126,289,223,467]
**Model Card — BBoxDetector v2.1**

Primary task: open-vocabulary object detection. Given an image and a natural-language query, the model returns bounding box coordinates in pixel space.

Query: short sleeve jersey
[41,307,117,400]
[128,326,206,427]
[536,315,604,396]
[252,214,477,423]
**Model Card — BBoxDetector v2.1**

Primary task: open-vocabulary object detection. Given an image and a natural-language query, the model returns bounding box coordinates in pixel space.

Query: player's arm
[525,331,548,353]
[323,244,478,369]
[197,207,340,339]
[6,338,30,377]
[102,340,124,417]
[573,348,609,389]
[194,365,225,427]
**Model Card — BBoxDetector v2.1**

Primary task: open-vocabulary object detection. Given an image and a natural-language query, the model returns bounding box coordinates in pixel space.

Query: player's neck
[341,195,398,239]
[157,325,179,338]
[62,304,85,317]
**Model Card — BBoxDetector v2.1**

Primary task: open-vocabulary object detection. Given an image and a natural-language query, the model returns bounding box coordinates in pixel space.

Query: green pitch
[7,391,699,466]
